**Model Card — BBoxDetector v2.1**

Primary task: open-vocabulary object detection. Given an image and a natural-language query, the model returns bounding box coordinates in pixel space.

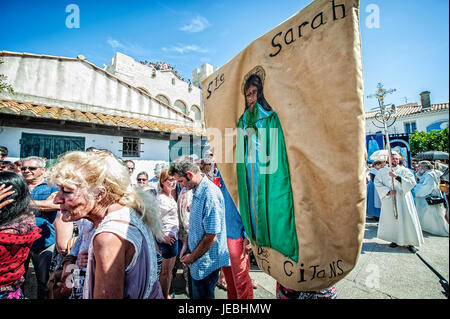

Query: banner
[203,0,365,291]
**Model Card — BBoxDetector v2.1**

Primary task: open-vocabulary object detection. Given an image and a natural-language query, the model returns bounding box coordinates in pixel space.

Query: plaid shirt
[188,176,230,280]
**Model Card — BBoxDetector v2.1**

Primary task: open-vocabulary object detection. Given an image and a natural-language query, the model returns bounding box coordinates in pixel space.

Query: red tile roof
[365,102,449,119]
[0,100,205,135]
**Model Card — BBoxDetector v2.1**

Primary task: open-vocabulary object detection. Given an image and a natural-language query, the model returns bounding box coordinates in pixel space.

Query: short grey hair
[168,155,200,177]
[137,171,148,179]
[23,156,46,168]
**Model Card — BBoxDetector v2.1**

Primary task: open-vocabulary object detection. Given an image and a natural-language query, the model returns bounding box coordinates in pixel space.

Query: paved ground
[171,216,449,299]
[23,216,448,299]
[235,216,449,299]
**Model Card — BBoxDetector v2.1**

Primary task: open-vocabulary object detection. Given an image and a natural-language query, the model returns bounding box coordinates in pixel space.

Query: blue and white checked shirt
[188,176,230,280]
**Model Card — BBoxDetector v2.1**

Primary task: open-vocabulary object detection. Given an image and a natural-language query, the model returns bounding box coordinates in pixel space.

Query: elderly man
[168,156,230,299]
[200,157,214,181]
[21,156,60,299]
[124,160,135,176]
[148,163,162,194]
[414,161,449,236]
[374,153,424,252]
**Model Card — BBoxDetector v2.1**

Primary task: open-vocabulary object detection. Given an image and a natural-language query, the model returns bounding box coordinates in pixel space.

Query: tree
[409,128,449,156]
[0,58,14,93]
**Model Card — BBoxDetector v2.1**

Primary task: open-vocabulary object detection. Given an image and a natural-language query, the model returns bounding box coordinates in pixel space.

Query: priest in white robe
[414,161,449,237]
[374,153,424,251]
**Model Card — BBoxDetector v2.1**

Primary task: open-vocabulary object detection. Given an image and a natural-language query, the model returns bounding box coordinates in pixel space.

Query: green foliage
[409,128,449,156]
[0,58,14,93]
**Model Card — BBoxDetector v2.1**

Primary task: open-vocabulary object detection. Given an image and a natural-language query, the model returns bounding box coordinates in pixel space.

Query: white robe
[414,170,449,237]
[374,165,424,246]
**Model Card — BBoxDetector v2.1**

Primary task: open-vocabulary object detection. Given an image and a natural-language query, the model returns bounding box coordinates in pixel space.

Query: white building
[106,52,209,129]
[365,91,449,135]
[0,50,214,179]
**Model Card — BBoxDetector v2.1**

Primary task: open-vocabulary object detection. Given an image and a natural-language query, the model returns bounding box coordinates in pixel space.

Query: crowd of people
[139,60,174,71]
[0,145,260,299]
[366,152,449,253]
[138,60,192,85]
[1,142,448,300]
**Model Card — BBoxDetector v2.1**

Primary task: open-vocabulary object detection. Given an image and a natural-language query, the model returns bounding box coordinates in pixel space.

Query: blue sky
[0,0,448,110]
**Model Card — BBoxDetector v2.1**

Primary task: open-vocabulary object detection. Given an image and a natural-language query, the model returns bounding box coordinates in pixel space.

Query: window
[426,120,449,132]
[156,94,170,105]
[174,100,187,114]
[122,137,140,157]
[191,105,201,121]
[137,87,150,95]
[404,121,417,134]
[20,133,85,167]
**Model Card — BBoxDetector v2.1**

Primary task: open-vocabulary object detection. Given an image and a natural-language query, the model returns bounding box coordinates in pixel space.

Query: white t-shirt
[156,193,179,239]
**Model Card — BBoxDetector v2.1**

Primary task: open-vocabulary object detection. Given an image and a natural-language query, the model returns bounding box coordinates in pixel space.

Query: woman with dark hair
[236,66,298,264]
[0,171,41,299]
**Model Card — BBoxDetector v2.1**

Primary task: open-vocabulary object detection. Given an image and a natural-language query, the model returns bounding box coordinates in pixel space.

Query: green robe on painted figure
[236,102,299,263]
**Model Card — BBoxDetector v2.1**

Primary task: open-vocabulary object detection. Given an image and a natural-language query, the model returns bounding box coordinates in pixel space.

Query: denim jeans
[191,268,220,299]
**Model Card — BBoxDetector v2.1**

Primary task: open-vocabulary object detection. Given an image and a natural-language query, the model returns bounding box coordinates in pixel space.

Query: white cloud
[107,38,122,49]
[180,16,211,33]
[163,44,209,54]
[107,37,151,56]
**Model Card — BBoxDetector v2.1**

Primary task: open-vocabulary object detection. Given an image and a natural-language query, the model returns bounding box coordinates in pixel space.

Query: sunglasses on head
[21,166,39,171]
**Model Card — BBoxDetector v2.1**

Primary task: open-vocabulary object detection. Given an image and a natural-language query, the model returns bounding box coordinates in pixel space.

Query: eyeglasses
[127,167,135,171]
[21,166,40,171]
[137,178,148,182]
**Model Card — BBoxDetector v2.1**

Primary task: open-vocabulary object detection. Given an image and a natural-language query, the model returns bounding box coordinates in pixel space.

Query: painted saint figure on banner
[236,66,299,262]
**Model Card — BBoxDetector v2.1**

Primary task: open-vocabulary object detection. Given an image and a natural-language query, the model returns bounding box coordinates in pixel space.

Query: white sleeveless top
[83,206,160,299]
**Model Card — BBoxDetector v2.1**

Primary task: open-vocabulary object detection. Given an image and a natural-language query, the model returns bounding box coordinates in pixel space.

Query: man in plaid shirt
[169,156,230,299]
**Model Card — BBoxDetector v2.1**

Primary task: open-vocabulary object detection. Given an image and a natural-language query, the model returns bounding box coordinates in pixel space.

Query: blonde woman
[49,150,163,299]
[155,169,179,299]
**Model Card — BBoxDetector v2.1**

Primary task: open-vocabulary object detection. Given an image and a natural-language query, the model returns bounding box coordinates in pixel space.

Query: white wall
[365,110,449,134]
[0,126,169,179]
[0,54,192,127]
[107,52,204,123]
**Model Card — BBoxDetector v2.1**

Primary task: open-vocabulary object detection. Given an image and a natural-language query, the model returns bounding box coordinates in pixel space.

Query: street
[236,216,449,299]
